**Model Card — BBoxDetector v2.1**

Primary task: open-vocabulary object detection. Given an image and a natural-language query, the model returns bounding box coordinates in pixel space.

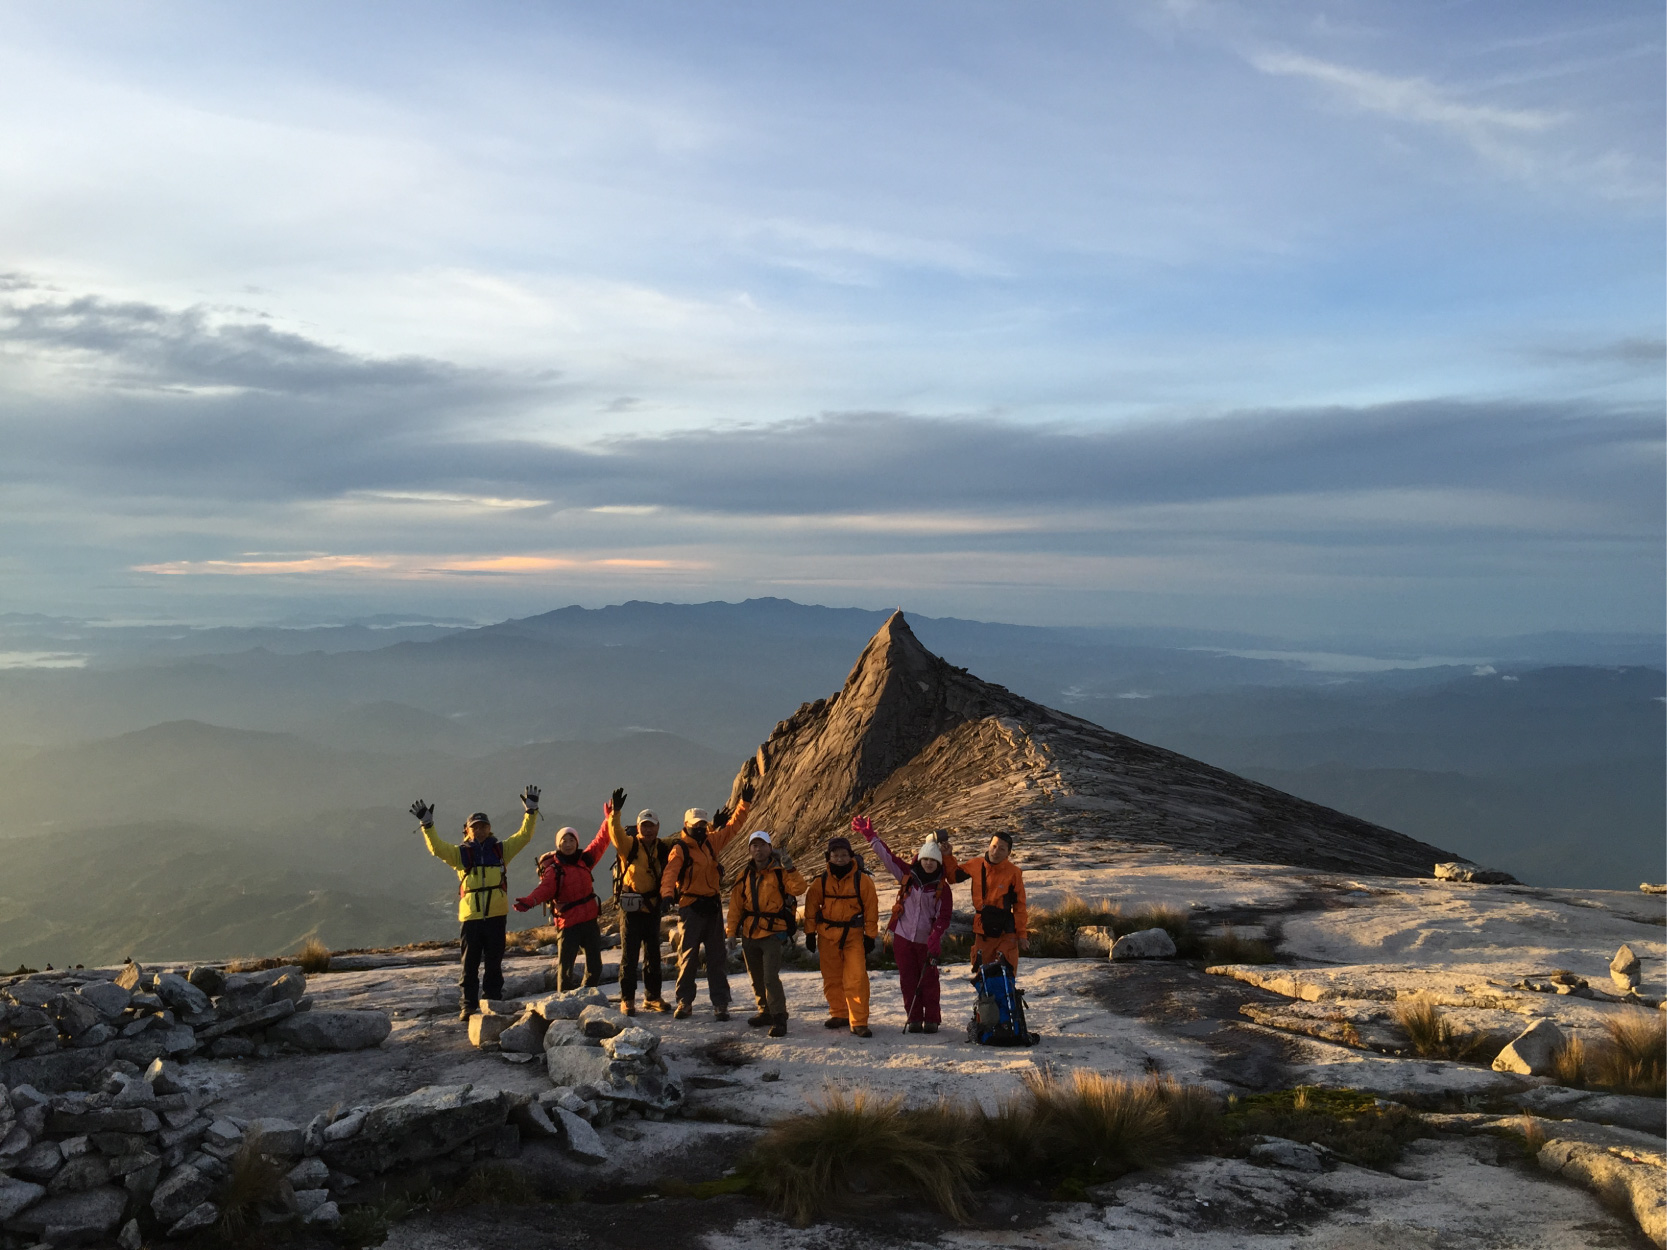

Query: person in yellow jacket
[803,835,879,1037]
[727,831,807,1038]
[604,787,674,1016]
[410,786,539,1019]
[660,783,753,1020]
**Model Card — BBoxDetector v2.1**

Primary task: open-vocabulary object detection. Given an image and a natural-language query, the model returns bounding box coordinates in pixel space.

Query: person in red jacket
[515,805,612,990]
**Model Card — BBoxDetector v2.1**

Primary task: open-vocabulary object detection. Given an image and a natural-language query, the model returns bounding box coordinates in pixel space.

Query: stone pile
[0,963,390,1095]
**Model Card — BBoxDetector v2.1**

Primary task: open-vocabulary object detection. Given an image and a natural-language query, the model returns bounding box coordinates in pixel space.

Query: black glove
[712,804,731,829]
[740,780,756,803]
[610,787,626,813]
[777,851,795,871]
[520,785,540,813]
[863,935,875,955]
[804,934,817,954]
[410,800,434,827]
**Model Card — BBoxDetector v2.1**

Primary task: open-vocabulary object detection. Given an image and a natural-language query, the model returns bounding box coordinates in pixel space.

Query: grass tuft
[1221,1087,1421,1170]
[1594,1010,1666,1098]
[1026,895,1203,959]
[215,1141,286,1237]
[1393,996,1503,1063]
[296,936,331,974]
[1202,927,1276,965]
[1551,1033,1588,1088]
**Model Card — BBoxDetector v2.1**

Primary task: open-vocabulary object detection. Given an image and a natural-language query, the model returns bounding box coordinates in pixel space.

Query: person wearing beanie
[727,831,807,1038]
[803,835,880,1036]
[950,829,1028,972]
[605,792,675,1015]
[661,782,756,1020]
[852,815,955,1033]
[409,786,540,1020]
[513,800,613,991]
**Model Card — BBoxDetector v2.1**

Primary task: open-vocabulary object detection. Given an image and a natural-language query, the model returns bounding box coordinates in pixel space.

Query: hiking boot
[747,1012,773,1028]
[673,1003,692,1020]
[620,998,637,1017]
[924,1023,939,1034]
[459,1004,477,1021]
[768,1013,788,1038]
[906,1021,924,1034]
[823,1017,849,1030]
[851,1025,872,1038]
[714,1008,730,1022]
[644,998,670,1013]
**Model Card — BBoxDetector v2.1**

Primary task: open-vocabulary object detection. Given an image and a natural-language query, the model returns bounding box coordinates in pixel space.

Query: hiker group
[408,785,1030,1039]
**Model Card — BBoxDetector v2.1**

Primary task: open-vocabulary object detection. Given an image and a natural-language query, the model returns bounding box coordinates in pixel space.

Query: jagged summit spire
[723,608,1454,876]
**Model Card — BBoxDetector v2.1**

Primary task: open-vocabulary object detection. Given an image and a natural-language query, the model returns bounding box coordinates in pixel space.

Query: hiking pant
[742,935,788,1018]
[818,933,870,1027]
[893,934,940,1025]
[972,932,1020,975]
[675,904,731,1009]
[619,905,663,1002]
[556,918,603,992]
[459,915,507,1009]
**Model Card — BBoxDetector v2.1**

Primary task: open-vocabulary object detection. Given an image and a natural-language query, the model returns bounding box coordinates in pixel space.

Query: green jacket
[423,812,537,921]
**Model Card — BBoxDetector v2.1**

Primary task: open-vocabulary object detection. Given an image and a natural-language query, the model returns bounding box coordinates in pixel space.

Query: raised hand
[740,780,756,804]
[610,787,627,815]
[410,800,435,827]
[777,850,795,871]
[851,815,874,839]
[712,804,731,829]
[520,785,540,813]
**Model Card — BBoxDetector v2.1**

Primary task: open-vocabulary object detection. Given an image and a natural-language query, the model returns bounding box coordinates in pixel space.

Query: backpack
[458,837,507,913]
[612,827,667,910]
[672,834,726,915]
[813,865,867,948]
[967,952,1038,1047]
[742,862,798,937]
[534,851,598,923]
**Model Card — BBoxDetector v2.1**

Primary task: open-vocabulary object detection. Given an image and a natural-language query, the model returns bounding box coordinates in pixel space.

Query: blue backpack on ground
[967,953,1038,1047]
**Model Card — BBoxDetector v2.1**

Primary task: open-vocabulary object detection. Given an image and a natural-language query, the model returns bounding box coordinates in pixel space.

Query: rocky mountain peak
[726,612,1454,878]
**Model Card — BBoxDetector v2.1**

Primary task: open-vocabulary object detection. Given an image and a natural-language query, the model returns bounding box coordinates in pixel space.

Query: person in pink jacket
[853,816,953,1033]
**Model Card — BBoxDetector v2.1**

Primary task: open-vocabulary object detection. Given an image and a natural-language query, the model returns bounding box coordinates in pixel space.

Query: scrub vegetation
[1393,996,1506,1064]
[296,936,332,973]
[1550,1010,1667,1098]
[1025,895,1200,959]
[746,1072,1419,1223]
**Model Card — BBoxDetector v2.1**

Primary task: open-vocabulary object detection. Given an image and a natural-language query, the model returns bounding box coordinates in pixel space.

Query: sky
[0,0,1662,640]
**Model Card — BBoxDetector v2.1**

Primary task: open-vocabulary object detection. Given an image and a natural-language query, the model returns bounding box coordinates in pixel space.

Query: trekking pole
[899,952,940,1035]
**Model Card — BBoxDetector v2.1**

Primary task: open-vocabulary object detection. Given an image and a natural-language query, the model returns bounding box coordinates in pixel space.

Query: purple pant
[893,934,940,1024]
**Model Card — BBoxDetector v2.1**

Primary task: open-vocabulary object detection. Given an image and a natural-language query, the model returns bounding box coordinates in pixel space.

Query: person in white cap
[660,782,755,1019]
[727,831,807,1037]
[853,816,956,1033]
[604,788,674,1015]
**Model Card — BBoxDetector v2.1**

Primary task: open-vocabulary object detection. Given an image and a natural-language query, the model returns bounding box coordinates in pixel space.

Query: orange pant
[972,932,1020,975]
[817,933,871,1028]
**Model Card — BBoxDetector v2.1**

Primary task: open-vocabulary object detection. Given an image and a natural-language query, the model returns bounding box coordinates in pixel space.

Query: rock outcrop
[722,611,1454,876]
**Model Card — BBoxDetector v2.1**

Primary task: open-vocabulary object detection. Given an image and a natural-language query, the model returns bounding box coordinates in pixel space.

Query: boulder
[150,1163,213,1226]
[0,1176,46,1221]
[16,1140,65,1181]
[0,1123,30,1165]
[293,1187,331,1216]
[543,1045,612,1090]
[51,994,103,1039]
[1611,945,1642,993]
[530,986,610,1020]
[287,1157,329,1188]
[187,967,226,997]
[47,1156,112,1195]
[74,982,132,1022]
[113,964,145,993]
[322,1111,365,1142]
[268,972,307,1003]
[541,1019,596,1050]
[501,970,553,999]
[143,1058,186,1095]
[304,1200,341,1227]
[1248,1137,1326,1172]
[600,1026,658,1062]
[166,1200,219,1238]
[1492,1019,1566,1076]
[554,1107,607,1163]
[1434,861,1519,885]
[158,1026,197,1056]
[468,1012,514,1048]
[509,1100,559,1139]
[152,974,210,1017]
[498,1009,548,1054]
[70,1024,118,1049]
[195,998,295,1041]
[1110,928,1177,960]
[266,1009,391,1052]
[1074,926,1116,957]
[578,1005,624,1039]
[3,1184,127,1245]
[321,1084,509,1175]
[245,1117,305,1158]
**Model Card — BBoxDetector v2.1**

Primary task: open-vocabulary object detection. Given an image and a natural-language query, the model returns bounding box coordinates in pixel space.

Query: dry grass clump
[224,955,286,974]
[215,1141,287,1236]
[1202,926,1276,965]
[748,1071,1222,1224]
[1026,895,1201,959]
[1221,1087,1421,1171]
[1553,1011,1666,1098]
[1393,996,1503,1063]
[296,936,331,974]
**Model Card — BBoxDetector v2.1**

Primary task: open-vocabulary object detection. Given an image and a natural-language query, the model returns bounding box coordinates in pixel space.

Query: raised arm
[706,780,757,854]
[581,818,612,867]
[501,785,541,862]
[605,788,630,856]
[852,815,906,882]
[412,800,462,869]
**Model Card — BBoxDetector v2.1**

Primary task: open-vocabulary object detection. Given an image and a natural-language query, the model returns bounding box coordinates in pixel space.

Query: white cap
[637,810,660,828]
[684,808,710,827]
[919,838,944,864]
[749,830,772,845]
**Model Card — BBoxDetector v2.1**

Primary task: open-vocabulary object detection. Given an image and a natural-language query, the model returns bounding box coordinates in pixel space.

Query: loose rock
[266,1009,391,1052]
[1492,1019,1566,1076]
[1111,928,1177,960]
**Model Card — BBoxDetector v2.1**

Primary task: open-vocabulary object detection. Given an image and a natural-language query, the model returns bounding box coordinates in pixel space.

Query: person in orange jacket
[803,835,879,1037]
[952,830,1028,972]
[660,783,754,1020]
[727,830,807,1038]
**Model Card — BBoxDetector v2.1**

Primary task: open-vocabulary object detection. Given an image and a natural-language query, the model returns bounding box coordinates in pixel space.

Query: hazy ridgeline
[0,600,1659,967]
